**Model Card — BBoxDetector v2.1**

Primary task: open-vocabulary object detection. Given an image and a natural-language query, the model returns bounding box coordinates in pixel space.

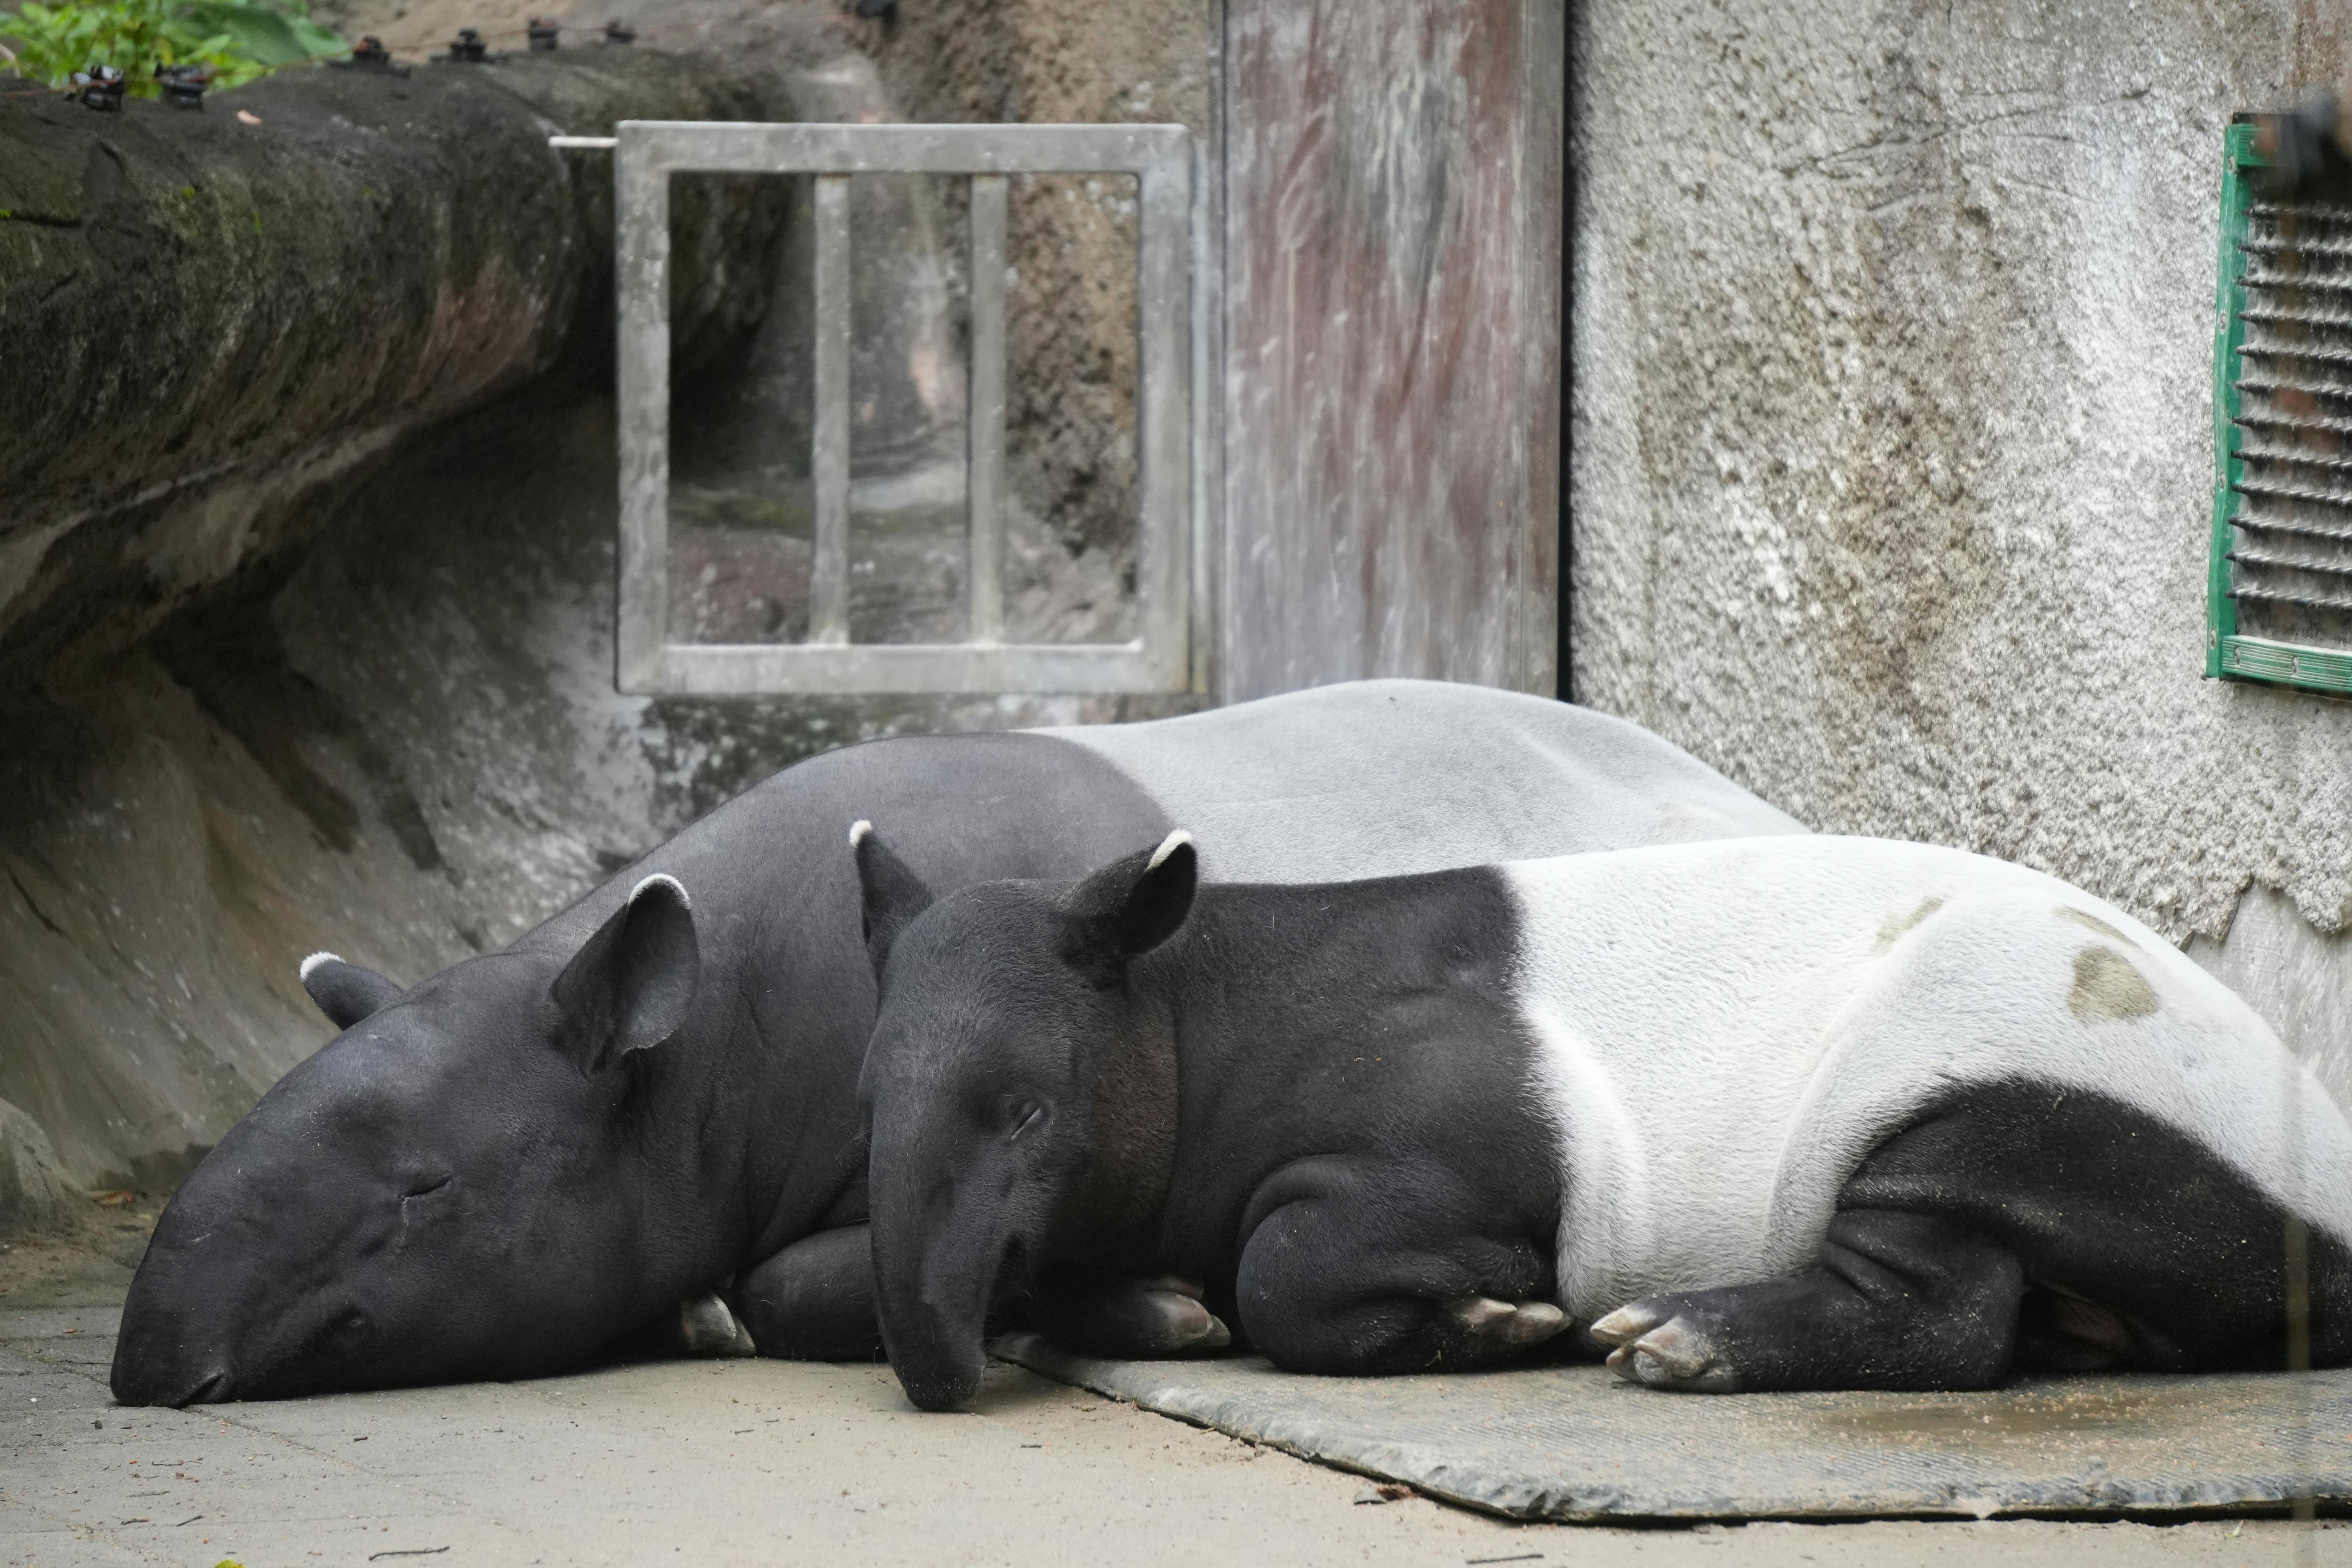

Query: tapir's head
[856,823,1193,1412]
[110,874,704,1407]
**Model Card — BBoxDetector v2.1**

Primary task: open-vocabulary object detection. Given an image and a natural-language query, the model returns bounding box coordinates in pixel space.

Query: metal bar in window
[614,139,672,692]
[1133,138,1193,687]
[621,120,1189,177]
[811,173,852,647]
[967,174,1008,645]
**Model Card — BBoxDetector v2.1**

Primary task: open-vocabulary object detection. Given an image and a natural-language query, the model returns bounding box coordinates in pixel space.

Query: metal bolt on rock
[332,36,410,74]
[71,64,125,112]
[433,28,504,64]
[155,63,209,110]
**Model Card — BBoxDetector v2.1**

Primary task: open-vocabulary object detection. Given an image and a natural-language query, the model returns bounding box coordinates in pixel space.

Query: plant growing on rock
[0,0,345,97]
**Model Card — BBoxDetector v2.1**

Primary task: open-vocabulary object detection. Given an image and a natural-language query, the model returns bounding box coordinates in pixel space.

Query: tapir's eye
[1005,1100,1046,1142]
[401,1174,454,1201]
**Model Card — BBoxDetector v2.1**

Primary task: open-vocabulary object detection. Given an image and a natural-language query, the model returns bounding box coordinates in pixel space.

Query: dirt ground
[5,1223,2349,1567]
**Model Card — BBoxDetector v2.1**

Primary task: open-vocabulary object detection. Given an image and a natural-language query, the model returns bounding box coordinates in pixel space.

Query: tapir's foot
[1440,1296,1571,1362]
[677,1291,759,1358]
[1587,1300,1740,1392]
[1034,1273,1233,1358]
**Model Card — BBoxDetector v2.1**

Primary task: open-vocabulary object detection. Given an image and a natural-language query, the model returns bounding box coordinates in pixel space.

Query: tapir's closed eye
[1005,1100,1047,1141]
[401,1174,454,1200]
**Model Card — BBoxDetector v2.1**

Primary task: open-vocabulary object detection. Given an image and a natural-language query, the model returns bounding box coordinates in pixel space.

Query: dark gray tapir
[855,827,2352,1411]
[111,680,1806,1405]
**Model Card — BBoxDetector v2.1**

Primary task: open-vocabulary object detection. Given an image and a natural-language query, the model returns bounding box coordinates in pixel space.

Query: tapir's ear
[551,874,700,1072]
[299,952,403,1031]
[852,820,935,977]
[1062,831,1197,971]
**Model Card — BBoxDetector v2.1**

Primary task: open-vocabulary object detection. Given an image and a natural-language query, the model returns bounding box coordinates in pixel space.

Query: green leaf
[176,2,325,66]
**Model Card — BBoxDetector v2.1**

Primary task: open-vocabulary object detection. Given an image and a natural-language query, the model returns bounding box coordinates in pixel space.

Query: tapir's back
[1042,680,1806,884]
[1498,837,2352,1320]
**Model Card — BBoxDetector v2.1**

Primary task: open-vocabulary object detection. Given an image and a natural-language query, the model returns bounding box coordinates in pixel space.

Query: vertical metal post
[1134,148,1193,685]
[967,174,1009,645]
[811,173,853,646]
[614,133,672,693]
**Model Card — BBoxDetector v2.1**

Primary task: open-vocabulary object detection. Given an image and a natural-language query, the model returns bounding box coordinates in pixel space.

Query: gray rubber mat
[993,1333,2352,1522]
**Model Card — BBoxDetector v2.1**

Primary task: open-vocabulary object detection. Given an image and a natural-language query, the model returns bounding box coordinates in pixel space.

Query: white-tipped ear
[630,873,689,910]
[299,953,403,1031]
[1147,830,1193,871]
[556,874,700,1069]
[850,819,873,847]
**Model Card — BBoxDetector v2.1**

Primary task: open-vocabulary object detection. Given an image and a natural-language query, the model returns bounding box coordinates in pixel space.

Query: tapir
[853,827,2352,1411]
[110,680,1807,1405]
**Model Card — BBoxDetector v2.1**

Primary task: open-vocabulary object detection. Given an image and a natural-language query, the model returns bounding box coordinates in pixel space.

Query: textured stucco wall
[1572,2,2352,1069]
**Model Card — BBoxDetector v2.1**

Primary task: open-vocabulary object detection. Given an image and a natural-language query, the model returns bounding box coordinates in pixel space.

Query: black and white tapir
[111,680,1806,1406]
[854,827,2352,1411]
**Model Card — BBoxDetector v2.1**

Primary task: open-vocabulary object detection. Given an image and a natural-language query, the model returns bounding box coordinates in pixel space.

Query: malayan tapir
[851,826,2352,1411]
[109,680,1809,1406]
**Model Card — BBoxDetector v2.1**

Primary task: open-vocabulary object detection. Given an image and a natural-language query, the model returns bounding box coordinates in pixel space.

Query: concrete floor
[2,1233,2346,1567]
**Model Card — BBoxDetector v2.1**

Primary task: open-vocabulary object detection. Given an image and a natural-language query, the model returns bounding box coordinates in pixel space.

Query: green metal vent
[2208,120,2352,695]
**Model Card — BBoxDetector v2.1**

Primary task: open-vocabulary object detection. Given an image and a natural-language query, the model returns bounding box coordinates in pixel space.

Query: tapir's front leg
[1231,1155,1567,1375]
[732,1225,887,1360]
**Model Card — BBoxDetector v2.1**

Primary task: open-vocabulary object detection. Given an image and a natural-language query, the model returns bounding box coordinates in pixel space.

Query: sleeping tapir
[110,680,1808,1406]
[853,827,2352,1410]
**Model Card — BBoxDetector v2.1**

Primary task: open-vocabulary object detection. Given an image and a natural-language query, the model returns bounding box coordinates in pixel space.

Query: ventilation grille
[2210,121,2352,693]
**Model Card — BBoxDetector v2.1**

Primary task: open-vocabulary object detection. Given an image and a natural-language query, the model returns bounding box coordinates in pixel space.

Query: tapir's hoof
[1446,1296,1571,1356]
[1586,1301,1665,1349]
[678,1292,759,1358]
[1128,1278,1232,1355]
[1040,1275,1230,1358]
[1601,1313,1740,1393]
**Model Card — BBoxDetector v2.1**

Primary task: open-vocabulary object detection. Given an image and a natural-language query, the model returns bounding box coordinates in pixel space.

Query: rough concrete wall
[0,391,1176,1193]
[1572,1,2352,1073]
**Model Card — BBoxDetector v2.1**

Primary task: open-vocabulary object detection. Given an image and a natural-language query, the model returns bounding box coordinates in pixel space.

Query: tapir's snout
[870,1208,998,1412]
[112,1244,370,1407]
[109,1263,241,1407]
[110,1351,234,1410]
[109,1154,368,1407]
[867,1116,1028,1413]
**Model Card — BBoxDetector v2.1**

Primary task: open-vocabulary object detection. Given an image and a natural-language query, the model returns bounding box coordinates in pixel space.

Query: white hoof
[678,1292,758,1358]
[1587,1301,1666,1348]
[1144,1283,1231,1352]
[1446,1296,1571,1352]
[1603,1315,1738,1392]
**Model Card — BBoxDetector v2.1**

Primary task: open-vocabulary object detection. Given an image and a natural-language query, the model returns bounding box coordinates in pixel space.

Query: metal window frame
[2208,120,2352,696]
[613,120,1198,695]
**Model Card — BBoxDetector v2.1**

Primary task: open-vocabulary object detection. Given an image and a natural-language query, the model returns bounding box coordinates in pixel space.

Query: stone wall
[1572,1,2352,1081]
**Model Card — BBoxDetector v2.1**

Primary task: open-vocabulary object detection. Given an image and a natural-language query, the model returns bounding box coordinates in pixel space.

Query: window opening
[600,120,1199,696]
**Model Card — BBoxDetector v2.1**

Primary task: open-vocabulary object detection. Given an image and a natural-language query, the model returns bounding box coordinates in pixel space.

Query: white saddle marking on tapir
[1502,836,2352,1323]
